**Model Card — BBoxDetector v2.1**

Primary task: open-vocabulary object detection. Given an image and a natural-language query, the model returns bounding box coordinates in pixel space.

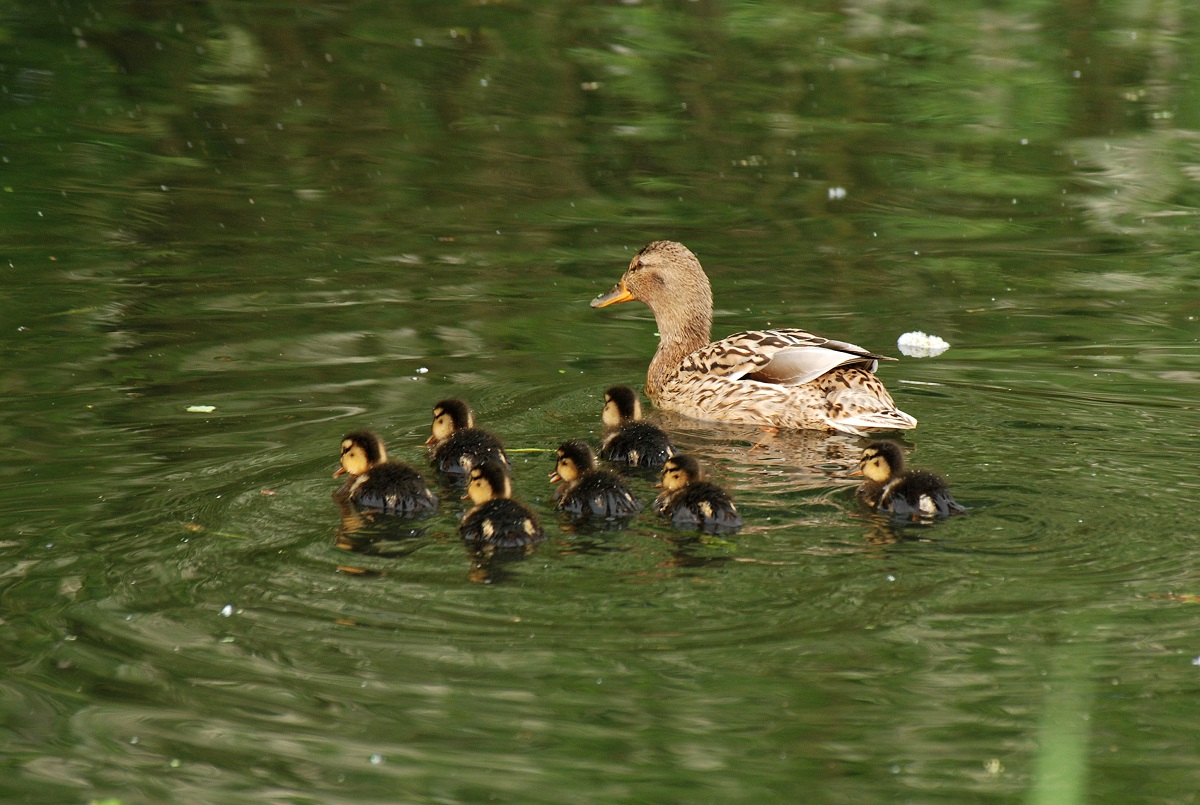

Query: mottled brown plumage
[590,241,916,435]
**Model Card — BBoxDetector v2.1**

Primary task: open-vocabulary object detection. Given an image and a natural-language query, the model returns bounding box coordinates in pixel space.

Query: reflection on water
[4,0,1200,802]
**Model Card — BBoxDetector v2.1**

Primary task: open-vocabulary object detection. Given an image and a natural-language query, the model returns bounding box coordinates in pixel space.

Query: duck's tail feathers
[826,390,918,435]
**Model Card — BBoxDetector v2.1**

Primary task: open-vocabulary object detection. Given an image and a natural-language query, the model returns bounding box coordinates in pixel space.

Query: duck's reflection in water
[332,489,432,566]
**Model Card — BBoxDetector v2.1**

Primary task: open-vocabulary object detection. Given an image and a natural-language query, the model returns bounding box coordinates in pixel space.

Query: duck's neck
[646,305,712,397]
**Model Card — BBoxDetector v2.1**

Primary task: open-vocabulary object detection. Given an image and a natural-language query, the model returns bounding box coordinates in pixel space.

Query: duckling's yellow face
[857,448,894,484]
[430,407,457,442]
[466,465,512,506]
[339,439,372,477]
[601,397,623,429]
[552,452,581,484]
[465,467,495,506]
[601,390,641,428]
[659,459,694,492]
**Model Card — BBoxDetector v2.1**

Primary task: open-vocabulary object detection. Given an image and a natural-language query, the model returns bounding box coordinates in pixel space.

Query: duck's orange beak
[424,434,437,447]
[548,469,561,483]
[849,468,863,477]
[590,280,635,308]
[333,466,347,478]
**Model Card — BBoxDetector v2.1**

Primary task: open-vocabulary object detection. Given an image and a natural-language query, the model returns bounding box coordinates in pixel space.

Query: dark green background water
[3,2,1200,803]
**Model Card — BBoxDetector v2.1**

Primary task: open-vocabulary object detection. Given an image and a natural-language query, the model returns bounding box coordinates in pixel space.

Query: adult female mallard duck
[460,460,545,550]
[598,385,677,469]
[854,440,965,518]
[335,430,439,515]
[655,453,742,534]
[425,398,510,479]
[590,240,916,435]
[549,439,642,519]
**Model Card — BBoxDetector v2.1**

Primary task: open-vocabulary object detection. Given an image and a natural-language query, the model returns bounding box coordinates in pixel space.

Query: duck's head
[335,430,387,478]
[590,241,714,331]
[855,440,906,483]
[659,453,703,491]
[426,398,474,446]
[550,439,597,484]
[602,385,642,428]
[464,460,513,506]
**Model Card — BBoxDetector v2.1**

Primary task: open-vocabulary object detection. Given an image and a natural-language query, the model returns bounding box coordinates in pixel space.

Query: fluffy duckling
[550,439,643,520]
[335,430,439,515]
[598,385,677,469]
[854,440,965,518]
[655,454,742,533]
[460,460,545,550]
[426,398,510,479]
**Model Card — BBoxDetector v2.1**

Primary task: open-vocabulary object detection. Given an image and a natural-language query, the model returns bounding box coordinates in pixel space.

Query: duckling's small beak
[653,481,663,489]
[333,466,347,478]
[424,434,437,447]
[461,490,470,500]
[548,469,561,483]
[591,280,635,308]
[849,468,863,477]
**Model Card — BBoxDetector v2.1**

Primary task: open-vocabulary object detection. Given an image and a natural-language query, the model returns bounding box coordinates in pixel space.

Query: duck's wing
[681,328,890,387]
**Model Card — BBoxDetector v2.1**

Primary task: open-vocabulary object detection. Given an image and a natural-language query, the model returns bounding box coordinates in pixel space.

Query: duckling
[598,385,677,469]
[334,430,439,515]
[549,439,643,520]
[655,454,743,533]
[854,440,965,518]
[460,460,544,550]
[425,398,510,479]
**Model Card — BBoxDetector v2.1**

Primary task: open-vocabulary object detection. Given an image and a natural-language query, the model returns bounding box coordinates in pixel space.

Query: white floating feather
[897,331,950,358]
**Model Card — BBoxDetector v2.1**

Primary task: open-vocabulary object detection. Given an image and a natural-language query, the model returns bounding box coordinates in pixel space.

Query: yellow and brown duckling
[335,430,439,516]
[426,398,510,480]
[854,440,965,518]
[598,385,677,469]
[549,439,643,520]
[655,453,743,534]
[591,241,916,435]
[460,460,545,550]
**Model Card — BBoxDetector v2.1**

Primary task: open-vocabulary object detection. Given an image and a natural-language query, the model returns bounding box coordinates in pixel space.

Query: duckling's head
[659,453,704,491]
[336,430,387,478]
[465,460,513,506]
[590,241,714,333]
[550,440,597,484]
[602,385,642,428]
[856,440,906,484]
[427,399,475,445]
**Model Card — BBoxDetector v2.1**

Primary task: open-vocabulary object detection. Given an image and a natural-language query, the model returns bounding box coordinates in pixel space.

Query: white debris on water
[897,331,950,358]
[186,405,217,413]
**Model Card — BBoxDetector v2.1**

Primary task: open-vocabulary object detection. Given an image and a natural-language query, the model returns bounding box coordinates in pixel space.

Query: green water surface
[3,2,1200,803]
